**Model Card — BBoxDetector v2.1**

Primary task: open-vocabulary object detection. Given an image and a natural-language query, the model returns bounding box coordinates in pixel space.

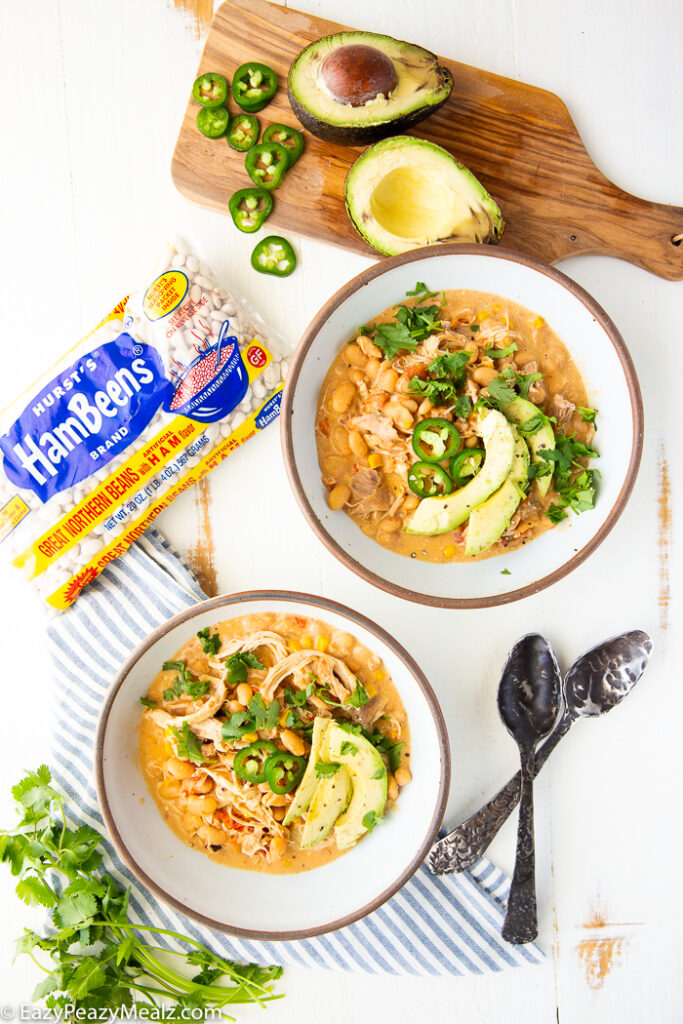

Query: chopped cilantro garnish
[170,722,207,764]
[139,696,157,708]
[516,371,543,399]
[486,375,518,404]
[453,394,472,419]
[315,762,340,778]
[577,406,597,425]
[470,324,480,333]
[516,411,553,436]
[372,321,418,359]
[345,681,370,708]
[537,432,600,522]
[221,694,279,739]
[501,569,511,575]
[362,810,381,833]
[225,651,266,686]
[486,341,518,358]
[161,660,210,703]
[284,683,314,707]
[406,281,437,299]
[197,627,221,656]
[340,742,358,756]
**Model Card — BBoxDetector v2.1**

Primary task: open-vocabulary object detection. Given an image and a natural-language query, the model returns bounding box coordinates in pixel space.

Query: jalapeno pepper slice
[450,448,485,488]
[227,113,260,152]
[412,418,461,463]
[232,62,278,112]
[262,123,304,168]
[251,235,297,277]
[233,740,279,784]
[264,751,306,795]
[228,187,274,233]
[192,72,229,108]
[196,106,229,139]
[408,461,454,499]
[245,142,289,190]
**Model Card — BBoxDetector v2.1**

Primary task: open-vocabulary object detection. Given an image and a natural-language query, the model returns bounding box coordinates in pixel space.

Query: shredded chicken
[548,393,576,429]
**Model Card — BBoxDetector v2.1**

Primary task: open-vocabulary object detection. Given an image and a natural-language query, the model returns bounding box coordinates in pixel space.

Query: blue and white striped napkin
[47,528,543,977]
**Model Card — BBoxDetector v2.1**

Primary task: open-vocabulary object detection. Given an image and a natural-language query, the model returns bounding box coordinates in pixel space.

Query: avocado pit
[320,44,398,106]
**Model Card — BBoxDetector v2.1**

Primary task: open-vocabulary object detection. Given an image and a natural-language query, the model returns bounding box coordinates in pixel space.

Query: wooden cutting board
[171,0,683,280]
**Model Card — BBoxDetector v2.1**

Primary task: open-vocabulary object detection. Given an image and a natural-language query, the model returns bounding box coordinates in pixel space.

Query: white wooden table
[1,1,681,1020]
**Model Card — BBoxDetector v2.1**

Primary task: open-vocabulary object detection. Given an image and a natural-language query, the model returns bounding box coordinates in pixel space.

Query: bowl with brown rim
[281,245,643,608]
[95,590,449,939]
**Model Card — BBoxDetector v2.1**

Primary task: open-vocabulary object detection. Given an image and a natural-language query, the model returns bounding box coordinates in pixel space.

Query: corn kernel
[477,310,490,322]
[366,683,377,698]
[443,545,459,559]
[532,316,545,329]
[301,635,313,649]
[491,303,502,313]
[372,670,385,682]
[279,710,289,728]
[368,453,383,469]
[241,731,259,744]
[288,637,302,651]
[507,317,515,329]
[315,636,330,652]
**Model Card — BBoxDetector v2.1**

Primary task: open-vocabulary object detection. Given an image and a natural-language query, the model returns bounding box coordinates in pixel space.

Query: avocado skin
[287,31,453,146]
[287,83,452,146]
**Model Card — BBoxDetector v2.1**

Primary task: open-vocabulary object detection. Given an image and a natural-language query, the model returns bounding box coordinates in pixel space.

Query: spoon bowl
[564,629,653,717]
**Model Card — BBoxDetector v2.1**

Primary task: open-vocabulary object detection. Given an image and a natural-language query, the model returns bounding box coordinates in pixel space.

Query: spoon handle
[429,711,573,875]
[502,746,538,944]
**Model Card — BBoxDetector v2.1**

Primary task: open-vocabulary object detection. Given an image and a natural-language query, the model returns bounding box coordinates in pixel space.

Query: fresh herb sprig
[538,433,600,522]
[367,282,445,359]
[0,768,283,1021]
[161,661,209,703]
[225,652,266,686]
[197,628,222,656]
[221,694,279,739]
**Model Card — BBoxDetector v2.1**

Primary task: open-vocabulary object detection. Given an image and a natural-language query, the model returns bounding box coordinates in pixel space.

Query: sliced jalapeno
[196,106,229,139]
[228,187,273,233]
[245,141,289,190]
[232,62,277,112]
[262,123,304,167]
[251,235,297,277]
[408,461,454,499]
[227,113,260,152]
[264,751,306,795]
[412,418,461,463]
[192,72,229,108]
[233,740,279,784]
[450,448,485,488]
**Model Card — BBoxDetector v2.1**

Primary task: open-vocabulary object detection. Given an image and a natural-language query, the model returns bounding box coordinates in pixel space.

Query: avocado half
[345,136,504,256]
[288,31,453,145]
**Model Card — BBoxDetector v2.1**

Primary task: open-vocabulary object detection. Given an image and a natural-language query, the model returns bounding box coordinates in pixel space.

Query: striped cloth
[47,529,544,977]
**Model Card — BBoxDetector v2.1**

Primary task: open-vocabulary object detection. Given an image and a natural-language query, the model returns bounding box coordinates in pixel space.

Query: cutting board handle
[580,180,683,281]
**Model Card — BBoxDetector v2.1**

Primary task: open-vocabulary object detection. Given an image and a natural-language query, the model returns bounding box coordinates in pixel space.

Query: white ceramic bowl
[95,591,449,939]
[282,245,643,607]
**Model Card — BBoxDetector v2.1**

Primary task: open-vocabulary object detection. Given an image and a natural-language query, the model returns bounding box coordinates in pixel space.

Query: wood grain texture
[171,0,683,280]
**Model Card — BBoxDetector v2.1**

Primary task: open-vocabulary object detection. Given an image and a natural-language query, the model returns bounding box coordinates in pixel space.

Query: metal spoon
[497,633,562,944]
[429,630,653,876]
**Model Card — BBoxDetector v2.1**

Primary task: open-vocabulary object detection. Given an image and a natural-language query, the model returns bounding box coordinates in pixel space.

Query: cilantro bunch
[0,767,283,1021]
[364,282,446,360]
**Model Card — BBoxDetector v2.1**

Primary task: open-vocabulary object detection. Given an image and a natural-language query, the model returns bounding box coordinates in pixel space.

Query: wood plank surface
[171,0,683,280]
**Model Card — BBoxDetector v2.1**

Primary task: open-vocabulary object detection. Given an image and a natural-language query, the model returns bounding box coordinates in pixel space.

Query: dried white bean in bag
[0,239,291,610]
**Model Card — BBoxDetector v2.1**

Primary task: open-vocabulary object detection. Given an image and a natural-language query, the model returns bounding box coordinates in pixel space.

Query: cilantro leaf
[486,375,519,404]
[427,351,470,379]
[362,810,381,833]
[161,661,210,703]
[139,696,157,708]
[577,405,597,425]
[408,376,458,405]
[197,628,221,656]
[170,722,207,764]
[516,371,543,399]
[284,684,314,708]
[247,694,280,731]
[516,411,553,436]
[453,394,472,419]
[345,681,370,708]
[225,651,266,686]
[501,568,511,575]
[373,321,417,359]
[486,341,518,358]
[340,742,358,756]
[315,763,340,778]
[405,282,437,298]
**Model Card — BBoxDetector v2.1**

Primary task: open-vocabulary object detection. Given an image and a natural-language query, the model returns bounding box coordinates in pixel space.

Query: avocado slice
[300,767,352,848]
[345,136,504,257]
[282,717,330,826]
[324,723,387,851]
[288,32,453,145]
[464,427,530,556]
[500,397,555,496]
[405,410,515,536]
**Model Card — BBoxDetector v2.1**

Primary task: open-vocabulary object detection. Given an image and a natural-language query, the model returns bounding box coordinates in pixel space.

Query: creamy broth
[139,612,410,874]
[316,289,595,562]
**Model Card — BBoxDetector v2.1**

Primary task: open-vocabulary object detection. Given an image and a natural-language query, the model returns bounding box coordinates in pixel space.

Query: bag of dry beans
[0,238,291,609]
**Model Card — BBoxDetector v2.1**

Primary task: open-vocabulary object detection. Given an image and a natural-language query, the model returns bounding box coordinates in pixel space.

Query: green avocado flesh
[406,410,515,536]
[301,767,352,848]
[345,136,504,256]
[287,31,453,144]
[464,427,529,556]
[501,396,555,496]
[282,717,329,826]
[326,724,387,851]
